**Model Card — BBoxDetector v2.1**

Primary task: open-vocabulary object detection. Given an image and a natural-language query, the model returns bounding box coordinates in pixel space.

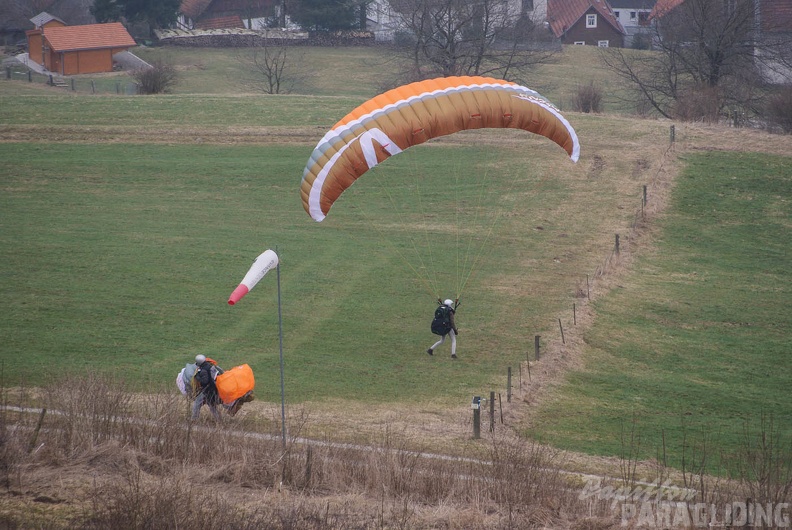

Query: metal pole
[276,254,286,451]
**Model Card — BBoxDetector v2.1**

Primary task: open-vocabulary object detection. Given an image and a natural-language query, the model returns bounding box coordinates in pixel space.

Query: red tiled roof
[43,22,136,52]
[180,0,214,19]
[547,0,626,38]
[649,0,684,19]
[194,15,245,29]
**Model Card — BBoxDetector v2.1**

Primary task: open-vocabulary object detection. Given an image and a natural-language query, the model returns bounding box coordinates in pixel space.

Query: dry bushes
[132,59,179,95]
[767,85,792,133]
[574,82,603,114]
[0,375,590,528]
[2,375,791,528]
[674,86,722,123]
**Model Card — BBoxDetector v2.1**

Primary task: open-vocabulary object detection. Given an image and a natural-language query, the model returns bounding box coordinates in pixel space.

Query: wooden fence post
[558,318,565,344]
[534,335,540,360]
[489,391,495,432]
[507,367,512,403]
[615,233,620,254]
[472,396,481,439]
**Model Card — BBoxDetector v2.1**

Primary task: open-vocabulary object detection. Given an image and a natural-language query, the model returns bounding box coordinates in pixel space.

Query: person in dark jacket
[427,299,459,359]
[191,354,222,421]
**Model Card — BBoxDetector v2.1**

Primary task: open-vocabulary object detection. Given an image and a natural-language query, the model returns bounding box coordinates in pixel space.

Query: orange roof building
[26,22,136,75]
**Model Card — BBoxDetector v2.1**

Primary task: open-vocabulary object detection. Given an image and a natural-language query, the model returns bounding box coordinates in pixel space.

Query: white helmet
[195,354,206,364]
[444,299,454,307]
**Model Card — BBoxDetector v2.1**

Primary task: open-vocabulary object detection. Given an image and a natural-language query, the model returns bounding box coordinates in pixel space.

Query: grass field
[1,44,790,469]
[0,131,647,406]
[529,151,792,468]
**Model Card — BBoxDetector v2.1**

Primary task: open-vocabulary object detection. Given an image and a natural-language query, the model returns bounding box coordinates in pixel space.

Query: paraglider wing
[300,76,580,222]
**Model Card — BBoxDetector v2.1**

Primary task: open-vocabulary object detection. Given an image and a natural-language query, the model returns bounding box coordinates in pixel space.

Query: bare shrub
[0,403,25,491]
[85,465,277,529]
[731,414,792,507]
[767,85,792,133]
[674,85,721,122]
[43,373,132,457]
[132,59,178,95]
[481,433,569,527]
[574,81,603,113]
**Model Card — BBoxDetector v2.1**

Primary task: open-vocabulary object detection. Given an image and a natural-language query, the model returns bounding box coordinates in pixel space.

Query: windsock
[228,249,279,305]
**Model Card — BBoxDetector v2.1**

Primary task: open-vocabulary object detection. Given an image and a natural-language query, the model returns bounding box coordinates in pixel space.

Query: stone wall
[156,29,377,48]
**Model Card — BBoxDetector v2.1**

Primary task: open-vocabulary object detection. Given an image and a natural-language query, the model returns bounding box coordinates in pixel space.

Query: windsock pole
[227,247,286,451]
[275,246,286,452]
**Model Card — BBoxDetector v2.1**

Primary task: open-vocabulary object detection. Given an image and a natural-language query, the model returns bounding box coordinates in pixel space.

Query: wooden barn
[26,21,136,76]
[26,12,66,66]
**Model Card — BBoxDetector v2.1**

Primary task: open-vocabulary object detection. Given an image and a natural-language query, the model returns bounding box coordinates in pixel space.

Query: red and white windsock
[228,249,279,305]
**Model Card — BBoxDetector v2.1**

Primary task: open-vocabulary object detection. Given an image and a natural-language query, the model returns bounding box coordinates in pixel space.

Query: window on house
[522,0,534,12]
[638,12,649,25]
[586,14,597,28]
[614,10,620,20]
[598,40,610,47]
[630,11,637,20]
[574,41,586,45]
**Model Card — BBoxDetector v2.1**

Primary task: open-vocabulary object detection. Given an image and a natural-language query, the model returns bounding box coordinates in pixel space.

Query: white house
[608,0,656,47]
[367,0,548,42]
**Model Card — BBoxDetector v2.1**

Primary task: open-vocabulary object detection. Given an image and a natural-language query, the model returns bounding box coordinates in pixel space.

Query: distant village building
[26,14,137,75]
[365,0,547,42]
[178,0,277,30]
[608,0,655,47]
[547,0,626,47]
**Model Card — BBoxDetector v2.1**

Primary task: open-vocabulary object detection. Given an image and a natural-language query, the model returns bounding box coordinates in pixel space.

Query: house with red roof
[547,0,627,47]
[179,0,276,30]
[26,21,137,75]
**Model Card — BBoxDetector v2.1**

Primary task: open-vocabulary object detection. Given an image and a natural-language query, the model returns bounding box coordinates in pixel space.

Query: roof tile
[195,15,245,29]
[180,0,215,19]
[547,0,626,38]
[43,22,136,52]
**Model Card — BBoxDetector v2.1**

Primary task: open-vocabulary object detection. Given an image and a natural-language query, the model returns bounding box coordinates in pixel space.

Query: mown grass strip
[529,151,792,467]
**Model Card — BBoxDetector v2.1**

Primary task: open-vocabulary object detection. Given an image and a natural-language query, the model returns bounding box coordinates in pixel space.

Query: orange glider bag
[216,364,255,404]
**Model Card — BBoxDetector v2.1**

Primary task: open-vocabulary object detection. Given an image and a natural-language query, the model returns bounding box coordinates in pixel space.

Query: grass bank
[529,151,792,466]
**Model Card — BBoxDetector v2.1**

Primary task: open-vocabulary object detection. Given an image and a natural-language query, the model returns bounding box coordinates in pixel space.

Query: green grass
[0,136,624,406]
[2,43,789,469]
[2,44,635,112]
[0,91,363,128]
[529,151,792,467]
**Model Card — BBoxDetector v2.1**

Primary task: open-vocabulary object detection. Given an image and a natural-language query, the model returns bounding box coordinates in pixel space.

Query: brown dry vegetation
[2,115,791,527]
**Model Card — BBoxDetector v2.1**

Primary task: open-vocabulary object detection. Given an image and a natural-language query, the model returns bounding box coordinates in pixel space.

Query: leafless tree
[602,0,792,122]
[236,35,306,94]
[386,0,557,84]
[0,0,94,26]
